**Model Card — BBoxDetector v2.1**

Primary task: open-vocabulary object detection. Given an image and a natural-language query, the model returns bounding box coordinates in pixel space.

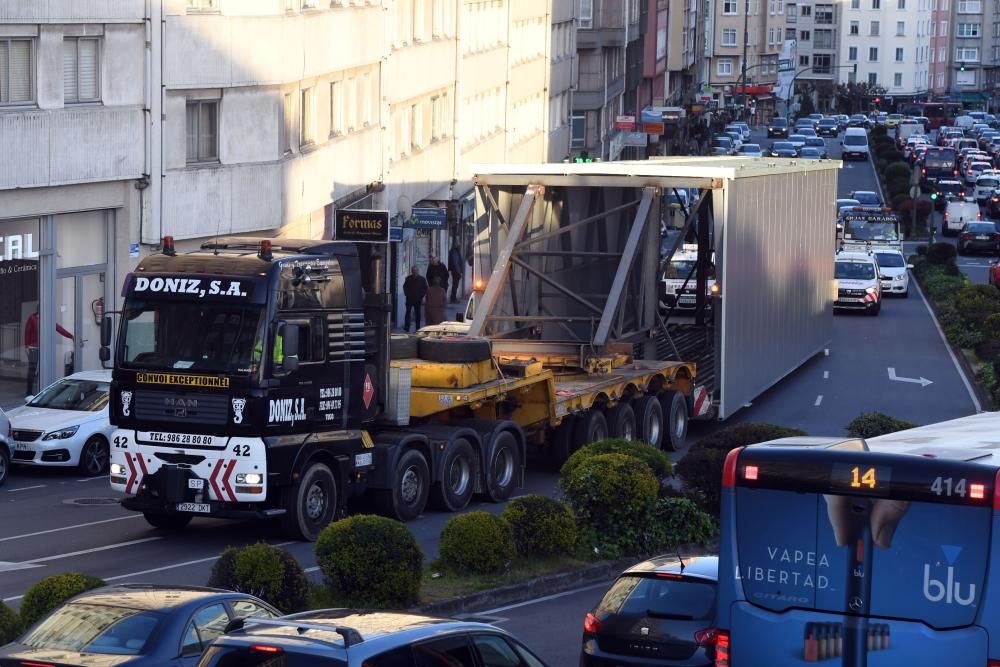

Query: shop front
[0,212,116,407]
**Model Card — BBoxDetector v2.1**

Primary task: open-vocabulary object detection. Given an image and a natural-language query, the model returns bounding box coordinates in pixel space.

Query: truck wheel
[547,416,577,469]
[417,336,492,363]
[573,409,608,447]
[142,512,192,531]
[389,333,419,359]
[375,449,430,521]
[633,396,665,449]
[431,438,476,512]
[605,402,636,440]
[280,462,338,541]
[659,391,689,452]
[485,430,521,503]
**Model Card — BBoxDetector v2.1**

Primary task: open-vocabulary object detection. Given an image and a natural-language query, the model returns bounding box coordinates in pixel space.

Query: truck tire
[484,430,520,503]
[375,448,430,521]
[389,333,419,360]
[280,462,338,541]
[547,416,577,469]
[633,396,665,449]
[142,512,192,531]
[605,402,636,440]
[659,390,689,452]
[418,336,492,363]
[573,409,608,448]
[431,438,476,512]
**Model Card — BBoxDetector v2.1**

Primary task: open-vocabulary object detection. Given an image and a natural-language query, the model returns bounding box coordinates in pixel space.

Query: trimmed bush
[926,242,957,265]
[315,515,422,608]
[561,453,658,557]
[692,422,807,452]
[439,511,516,574]
[887,177,910,198]
[20,573,105,630]
[954,285,1000,329]
[499,494,577,557]
[945,324,983,349]
[923,272,965,302]
[0,602,21,645]
[915,245,928,256]
[646,497,718,551]
[846,412,918,438]
[977,313,1000,361]
[884,161,912,181]
[560,438,672,481]
[208,542,308,613]
[890,193,911,211]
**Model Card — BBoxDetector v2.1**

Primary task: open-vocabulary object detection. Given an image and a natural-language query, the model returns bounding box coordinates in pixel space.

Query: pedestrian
[402,266,427,332]
[23,309,74,396]
[425,276,447,326]
[447,241,464,304]
[426,255,449,296]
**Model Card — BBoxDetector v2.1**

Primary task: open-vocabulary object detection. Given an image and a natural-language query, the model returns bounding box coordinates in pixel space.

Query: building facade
[786,0,839,111]
[929,0,952,96]
[665,0,702,105]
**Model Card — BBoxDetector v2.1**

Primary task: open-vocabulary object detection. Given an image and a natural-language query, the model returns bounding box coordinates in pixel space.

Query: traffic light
[574,157,594,163]
[874,97,880,104]
[930,192,938,201]
[960,62,967,72]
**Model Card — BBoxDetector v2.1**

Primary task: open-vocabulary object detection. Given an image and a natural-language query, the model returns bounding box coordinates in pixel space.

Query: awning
[734,84,774,95]
[960,91,989,102]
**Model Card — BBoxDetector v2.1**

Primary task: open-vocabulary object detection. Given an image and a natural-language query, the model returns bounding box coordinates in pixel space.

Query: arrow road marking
[888,367,933,387]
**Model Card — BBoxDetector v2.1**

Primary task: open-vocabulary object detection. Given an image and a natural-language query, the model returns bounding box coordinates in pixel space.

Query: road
[0,125,984,665]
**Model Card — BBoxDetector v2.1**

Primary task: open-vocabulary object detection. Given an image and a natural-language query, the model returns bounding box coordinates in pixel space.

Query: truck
[838,207,902,251]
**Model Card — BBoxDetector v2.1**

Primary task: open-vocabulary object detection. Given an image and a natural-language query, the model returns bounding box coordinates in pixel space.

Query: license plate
[977,235,989,239]
[176,503,211,513]
[188,479,205,490]
[355,452,373,467]
[13,442,30,451]
[140,432,217,446]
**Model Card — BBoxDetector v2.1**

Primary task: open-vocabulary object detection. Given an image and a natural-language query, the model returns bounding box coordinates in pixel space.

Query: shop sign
[615,115,637,130]
[643,122,665,135]
[335,208,390,242]
[389,226,403,242]
[0,233,39,262]
[403,207,448,230]
[623,132,648,147]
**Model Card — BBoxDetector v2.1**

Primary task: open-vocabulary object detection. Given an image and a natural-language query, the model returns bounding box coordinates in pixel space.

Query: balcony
[577,0,642,49]
[573,74,626,110]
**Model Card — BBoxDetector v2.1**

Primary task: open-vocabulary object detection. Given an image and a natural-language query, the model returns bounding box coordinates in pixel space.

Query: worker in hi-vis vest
[253,329,284,366]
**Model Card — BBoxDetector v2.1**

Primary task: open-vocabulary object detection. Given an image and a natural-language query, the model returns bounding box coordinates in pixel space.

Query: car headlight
[43,425,79,441]
[895,274,905,281]
[110,463,125,475]
[236,473,262,485]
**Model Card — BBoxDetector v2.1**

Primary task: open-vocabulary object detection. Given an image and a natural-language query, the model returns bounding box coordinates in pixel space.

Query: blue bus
[716,412,1000,666]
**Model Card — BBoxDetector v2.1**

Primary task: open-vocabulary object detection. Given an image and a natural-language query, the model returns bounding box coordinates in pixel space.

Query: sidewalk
[394,297,469,334]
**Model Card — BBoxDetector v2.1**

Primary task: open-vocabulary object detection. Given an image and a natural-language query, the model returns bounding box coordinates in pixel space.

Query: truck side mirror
[99,314,112,363]
[281,323,300,372]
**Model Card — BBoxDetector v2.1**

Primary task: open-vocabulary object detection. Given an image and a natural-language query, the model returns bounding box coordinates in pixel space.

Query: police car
[834,249,882,316]
[659,244,716,313]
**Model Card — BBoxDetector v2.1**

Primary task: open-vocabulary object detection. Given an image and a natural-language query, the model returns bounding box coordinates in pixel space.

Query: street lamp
[787,63,857,118]
[738,0,750,117]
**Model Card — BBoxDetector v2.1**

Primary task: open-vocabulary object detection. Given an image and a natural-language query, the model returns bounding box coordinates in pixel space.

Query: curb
[412,541,719,618]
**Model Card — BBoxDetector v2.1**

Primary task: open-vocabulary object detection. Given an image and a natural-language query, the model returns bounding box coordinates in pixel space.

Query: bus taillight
[744,465,759,481]
[993,468,1000,508]
[714,630,731,666]
[722,448,744,487]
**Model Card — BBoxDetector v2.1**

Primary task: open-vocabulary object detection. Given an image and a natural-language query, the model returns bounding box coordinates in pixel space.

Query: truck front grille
[134,390,229,425]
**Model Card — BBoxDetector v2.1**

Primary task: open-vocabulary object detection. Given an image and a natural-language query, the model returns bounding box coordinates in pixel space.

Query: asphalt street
[0,125,985,665]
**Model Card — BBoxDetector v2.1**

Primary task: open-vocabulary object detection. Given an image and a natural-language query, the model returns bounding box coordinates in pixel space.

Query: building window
[62,37,100,104]
[330,81,343,136]
[894,72,902,86]
[957,23,981,36]
[850,20,859,34]
[800,30,810,40]
[956,46,979,60]
[814,29,834,47]
[186,99,219,164]
[282,93,294,153]
[787,3,797,18]
[724,0,738,13]
[868,46,878,60]
[813,53,832,73]
[898,0,905,6]
[896,21,905,35]
[361,72,373,126]
[721,28,738,45]
[413,0,426,41]
[786,27,795,39]
[799,54,810,65]
[300,87,314,146]
[186,0,217,10]
[872,0,880,7]
[0,38,33,105]
[896,47,904,61]
[800,5,810,14]
[851,0,859,7]
[717,57,734,75]
[957,0,981,11]
[869,20,879,35]
[815,4,833,23]
[410,102,421,150]
[778,0,784,13]
[578,0,593,28]
[571,114,586,148]
[848,46,858,60]
[868,72,877,84]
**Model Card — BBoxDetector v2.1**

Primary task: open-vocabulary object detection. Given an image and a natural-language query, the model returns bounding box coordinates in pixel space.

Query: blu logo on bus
[923,545,976,606]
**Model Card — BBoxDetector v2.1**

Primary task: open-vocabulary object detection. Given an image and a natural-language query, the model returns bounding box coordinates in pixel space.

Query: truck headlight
[110,463,125,476]
[43,425,79,440]
[236,473,262,485]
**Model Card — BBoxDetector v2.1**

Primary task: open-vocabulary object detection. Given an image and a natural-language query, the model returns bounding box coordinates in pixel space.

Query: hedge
[499,494,577,557]
[645,497,717,552]
[315,515,423,608]
[926,242,957,265]
[846,412,918,438]
[0,602,21,645]
[439,512,516,574]
[560,438,672,481]
[884,161,912,181]
[207,542,308,613]
[19,573,106,630]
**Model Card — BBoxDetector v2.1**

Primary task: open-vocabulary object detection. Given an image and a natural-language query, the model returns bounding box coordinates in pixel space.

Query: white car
[0,407,10,487]
[834,250,882,316]
[8,370,113,476]
[737,143,764,158]
[788,134,808,150]
[659,244,717,313]
[975,173,1000,203]
[874,249,912,297]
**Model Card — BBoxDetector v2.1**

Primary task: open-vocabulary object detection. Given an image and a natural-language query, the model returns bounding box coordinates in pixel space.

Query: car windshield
[967,223,996,233]
[805,138,825,147]
[978,178,1000,188]
[853,192,880,205]
[597,575,716,621]
[740,144,761,153]
[939,182,963,192]
[819,120,836,126]
[119,299,266,374]
[835,260,876,280]
[875,252,906,268]
[843,134,868,146]
[771,118,787,127]
[799,148,821,157]
[29,379,110,412]
[664,260,697,278]
[20,603,163,656]
[773,142,794,150]
[789,135,806,141]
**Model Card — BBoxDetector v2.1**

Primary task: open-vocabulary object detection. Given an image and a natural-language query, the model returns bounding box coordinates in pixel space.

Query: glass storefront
[0,219,40,406]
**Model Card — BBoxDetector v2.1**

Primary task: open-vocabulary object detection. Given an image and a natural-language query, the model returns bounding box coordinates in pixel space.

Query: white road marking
[7,485,45,493]
[102,540,298,582]
[28,537,163,564]
[814,395,824,406]
[0,562,43,573]
[0,515,141,543]
[472,581,614,617]
[888,367,934,387]
[912,279,982,412]
[76,475,109,483]
[823,371,830,379]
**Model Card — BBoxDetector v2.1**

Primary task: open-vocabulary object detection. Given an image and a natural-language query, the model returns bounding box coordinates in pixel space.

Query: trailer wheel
[431,438,476,512]
[605,402,637,441]
[659,390,689,451]
[573,409,608,447]
[142,512,192,531]
[547,416,577,469]
[375,449,430,521]
[417,336,492,363]
[634,396,665,449]
[280,462,338,541]
[484,430,521,502]
[389,333,419,359]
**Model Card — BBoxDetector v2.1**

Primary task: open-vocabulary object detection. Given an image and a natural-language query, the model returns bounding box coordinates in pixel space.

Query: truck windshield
[835,261,875,280]
[844,221,899,242]
[119,299,266,374]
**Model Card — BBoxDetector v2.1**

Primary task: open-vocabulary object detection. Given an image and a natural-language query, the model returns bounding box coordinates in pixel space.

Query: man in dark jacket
[447,241,464,304]
[403,266,428,332]
[426,255,449,296]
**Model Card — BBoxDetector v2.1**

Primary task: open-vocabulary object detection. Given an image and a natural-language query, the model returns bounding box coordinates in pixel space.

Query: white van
[841,127,870,161]
[944,198,980,236]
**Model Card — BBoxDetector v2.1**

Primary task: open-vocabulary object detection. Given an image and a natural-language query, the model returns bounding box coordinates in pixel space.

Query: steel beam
[509,257,604,316]
[514,199,640,249]
[475,175,722,190]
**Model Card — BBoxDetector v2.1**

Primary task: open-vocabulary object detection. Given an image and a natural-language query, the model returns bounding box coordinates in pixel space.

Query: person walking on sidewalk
[425,277,447,326]
[403,266,428,332]
[447,241,464,304]
[426,255,449,297]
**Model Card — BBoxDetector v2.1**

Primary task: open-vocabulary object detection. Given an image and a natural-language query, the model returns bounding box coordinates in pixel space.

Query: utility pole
[739,0,750,118]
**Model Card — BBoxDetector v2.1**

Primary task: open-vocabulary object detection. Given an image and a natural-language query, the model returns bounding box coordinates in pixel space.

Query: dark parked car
[816,118,839,137]
[958,221,1000,255]
[0,584,280,667]
[767,117,789,138]
[769,141,798,157]
[581,556,719,667]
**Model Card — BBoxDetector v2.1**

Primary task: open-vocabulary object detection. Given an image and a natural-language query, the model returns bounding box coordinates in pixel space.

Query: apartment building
[705,0,785,119]
[0,0,144,405]
[665,0,702,105]
[946,0,992,101]
[929,0,951,95]
[572,0,644,160]
[643,0,668,108]
[837,0,932,103]
[785,0,838,110]
[548,0,578,162]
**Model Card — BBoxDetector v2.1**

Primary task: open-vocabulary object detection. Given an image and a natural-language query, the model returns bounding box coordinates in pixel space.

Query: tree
[797,83,817,118]
[835,82,888,114]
